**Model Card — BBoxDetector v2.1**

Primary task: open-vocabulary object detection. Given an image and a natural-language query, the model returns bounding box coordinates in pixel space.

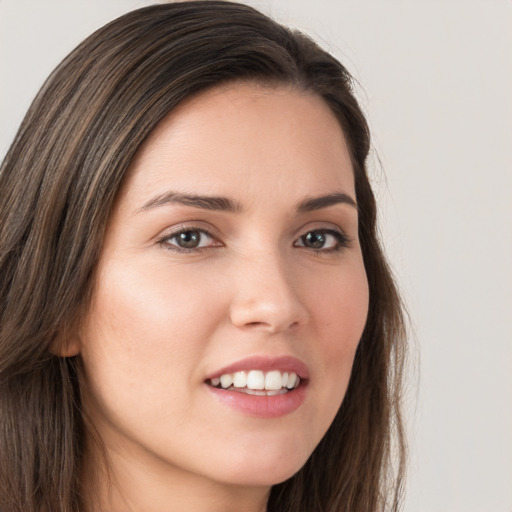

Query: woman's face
[77,83,369,490]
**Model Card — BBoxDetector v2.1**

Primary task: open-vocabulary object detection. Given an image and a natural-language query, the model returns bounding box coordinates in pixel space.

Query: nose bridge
[229,246,308,333]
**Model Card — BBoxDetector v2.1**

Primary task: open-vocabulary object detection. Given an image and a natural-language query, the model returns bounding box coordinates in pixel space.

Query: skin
[74,82,369,512]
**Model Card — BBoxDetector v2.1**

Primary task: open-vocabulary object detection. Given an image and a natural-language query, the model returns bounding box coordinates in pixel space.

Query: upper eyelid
[157,223,220,241]
[292,221,349,240]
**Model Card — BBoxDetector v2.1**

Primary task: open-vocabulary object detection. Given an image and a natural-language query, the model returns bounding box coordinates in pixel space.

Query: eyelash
[294,228,351,253]
[157,226,219,253]
[157,226,351,254]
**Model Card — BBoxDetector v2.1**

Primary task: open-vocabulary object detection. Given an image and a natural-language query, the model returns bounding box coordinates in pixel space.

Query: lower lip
[206,383,307,418]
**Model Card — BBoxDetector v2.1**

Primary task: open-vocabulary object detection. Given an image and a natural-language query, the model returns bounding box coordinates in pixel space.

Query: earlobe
[57,339,81,358]
[50,330,81,357]
[51,313,86,357]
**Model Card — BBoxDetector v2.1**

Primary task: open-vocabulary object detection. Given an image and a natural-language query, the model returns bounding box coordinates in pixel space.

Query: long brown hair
[0,2,407,511]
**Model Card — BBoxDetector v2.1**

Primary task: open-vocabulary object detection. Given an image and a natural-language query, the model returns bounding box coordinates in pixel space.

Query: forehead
[120,82,355,210]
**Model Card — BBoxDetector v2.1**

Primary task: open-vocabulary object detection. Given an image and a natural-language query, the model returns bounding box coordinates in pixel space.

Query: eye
[159,228,220,252]
[294,229,350,252]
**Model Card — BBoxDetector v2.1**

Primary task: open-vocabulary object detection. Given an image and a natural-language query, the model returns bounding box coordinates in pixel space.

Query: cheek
[79,259,227,403]
[87,258,222,346]
[77,259,230,446]
[308,259,369,411]
[314,257,369,349]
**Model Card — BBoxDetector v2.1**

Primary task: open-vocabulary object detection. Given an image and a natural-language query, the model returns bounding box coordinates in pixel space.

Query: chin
[219,465,303,488]
[208,442,312,487]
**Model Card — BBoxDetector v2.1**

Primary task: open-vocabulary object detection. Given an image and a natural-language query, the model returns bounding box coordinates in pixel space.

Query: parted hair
[0,2,407,511]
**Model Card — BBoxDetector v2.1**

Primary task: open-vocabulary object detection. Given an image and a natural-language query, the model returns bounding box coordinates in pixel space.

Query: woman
[0,2,406,511]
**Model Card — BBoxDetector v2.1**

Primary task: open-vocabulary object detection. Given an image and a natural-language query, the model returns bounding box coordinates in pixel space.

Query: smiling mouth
[206,369,301,396]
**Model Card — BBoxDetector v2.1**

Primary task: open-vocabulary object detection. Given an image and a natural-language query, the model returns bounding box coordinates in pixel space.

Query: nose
[229,250,309,334]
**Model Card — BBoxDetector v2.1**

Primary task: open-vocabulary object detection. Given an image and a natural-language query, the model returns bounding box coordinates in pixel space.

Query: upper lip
[206,355,309,381]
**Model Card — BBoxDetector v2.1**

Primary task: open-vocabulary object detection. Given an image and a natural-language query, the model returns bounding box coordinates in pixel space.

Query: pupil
[178,231,200,248]
[304,231,325,249]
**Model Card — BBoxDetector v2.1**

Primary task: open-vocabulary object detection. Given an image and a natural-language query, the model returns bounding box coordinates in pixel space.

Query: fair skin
[74,82,369,512]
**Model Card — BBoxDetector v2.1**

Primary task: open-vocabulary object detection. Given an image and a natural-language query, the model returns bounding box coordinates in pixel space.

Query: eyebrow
[137,190,357,214]
[296,192,358,213]
[138,191,243,213]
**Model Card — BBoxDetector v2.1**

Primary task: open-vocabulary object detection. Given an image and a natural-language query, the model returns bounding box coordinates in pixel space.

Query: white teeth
[244,388,267,396]
[246,370,265,390]
[266,388,288,396]
[286,373,298,389]
[220,374,233,389]
[233,371,247,388]
[265,370,283,390]
[210,370,301,392]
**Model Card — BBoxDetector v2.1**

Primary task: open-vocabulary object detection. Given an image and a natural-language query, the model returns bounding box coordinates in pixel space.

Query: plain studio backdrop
[1,1,511,511]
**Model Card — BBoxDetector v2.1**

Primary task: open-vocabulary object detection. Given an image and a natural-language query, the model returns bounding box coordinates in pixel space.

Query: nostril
[240,320,301,334]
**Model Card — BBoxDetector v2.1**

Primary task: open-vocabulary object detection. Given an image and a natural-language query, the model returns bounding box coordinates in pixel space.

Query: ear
[50,322,82,357]
[55,338,81,358]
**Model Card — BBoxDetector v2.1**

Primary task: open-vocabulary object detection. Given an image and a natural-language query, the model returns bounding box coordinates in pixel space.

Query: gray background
[1,1,511,511]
